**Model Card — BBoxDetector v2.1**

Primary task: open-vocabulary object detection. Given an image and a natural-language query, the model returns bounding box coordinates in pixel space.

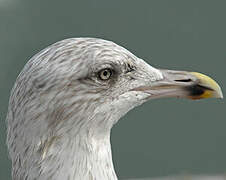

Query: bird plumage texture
[7,38,163,180]
[6,38,222,180]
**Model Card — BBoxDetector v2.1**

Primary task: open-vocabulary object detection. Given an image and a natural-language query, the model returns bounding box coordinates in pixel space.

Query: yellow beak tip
[190,72,223,99]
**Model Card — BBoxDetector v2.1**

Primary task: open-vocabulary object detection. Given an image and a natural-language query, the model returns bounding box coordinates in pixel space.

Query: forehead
[38,38,138,74]
[82,38,137,66]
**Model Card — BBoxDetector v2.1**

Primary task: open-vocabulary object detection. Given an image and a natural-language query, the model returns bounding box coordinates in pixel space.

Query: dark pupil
[103,70,108,76]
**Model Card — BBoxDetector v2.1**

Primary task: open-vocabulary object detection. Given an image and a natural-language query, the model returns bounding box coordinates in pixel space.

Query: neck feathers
[30,132,117,180]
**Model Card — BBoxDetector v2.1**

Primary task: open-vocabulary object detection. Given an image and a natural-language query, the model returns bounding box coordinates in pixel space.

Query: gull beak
[187,72,223,99]
[133,69,223,100]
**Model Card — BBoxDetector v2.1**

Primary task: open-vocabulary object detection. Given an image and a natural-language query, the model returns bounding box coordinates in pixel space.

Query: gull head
[6,38,223,180]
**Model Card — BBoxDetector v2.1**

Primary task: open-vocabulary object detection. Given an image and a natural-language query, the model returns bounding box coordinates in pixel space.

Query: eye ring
[98,68,113,81]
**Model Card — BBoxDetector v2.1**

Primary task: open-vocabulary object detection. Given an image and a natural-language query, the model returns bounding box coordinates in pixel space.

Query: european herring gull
[6,38,223,180]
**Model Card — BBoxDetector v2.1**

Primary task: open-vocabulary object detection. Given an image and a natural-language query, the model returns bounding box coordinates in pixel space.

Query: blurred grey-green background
[0,0,225,179]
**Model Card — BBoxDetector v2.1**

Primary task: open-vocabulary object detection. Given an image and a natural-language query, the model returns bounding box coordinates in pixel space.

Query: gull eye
[98,68,113,81]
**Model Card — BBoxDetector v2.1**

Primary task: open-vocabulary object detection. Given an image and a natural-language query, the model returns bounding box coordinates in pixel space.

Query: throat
[38,132,118,180]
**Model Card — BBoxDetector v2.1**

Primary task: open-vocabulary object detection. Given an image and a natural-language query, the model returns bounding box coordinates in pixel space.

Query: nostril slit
[175,79,192,82]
